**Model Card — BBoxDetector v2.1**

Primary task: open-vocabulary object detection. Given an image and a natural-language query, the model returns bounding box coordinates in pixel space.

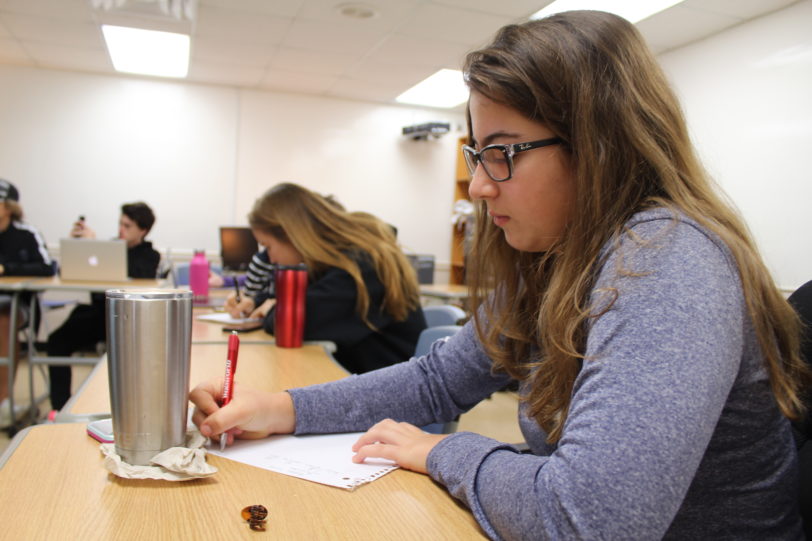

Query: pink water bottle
[274,264,307,348]
[189,250,209,303]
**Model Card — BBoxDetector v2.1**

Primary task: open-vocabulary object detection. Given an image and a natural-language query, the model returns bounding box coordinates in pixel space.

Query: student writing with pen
[223,183,426,374]
[191,12,807,539]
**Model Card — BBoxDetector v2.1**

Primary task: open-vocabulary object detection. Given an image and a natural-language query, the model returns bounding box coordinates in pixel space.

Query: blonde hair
[464,11,809,443]
[248,183,420,327]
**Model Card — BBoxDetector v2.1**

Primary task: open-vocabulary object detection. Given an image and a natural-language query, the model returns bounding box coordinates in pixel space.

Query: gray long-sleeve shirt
[289,209,802,540]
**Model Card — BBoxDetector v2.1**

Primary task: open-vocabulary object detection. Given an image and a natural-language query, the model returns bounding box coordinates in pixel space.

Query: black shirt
[0,221,54,276]
[262,255,426,374]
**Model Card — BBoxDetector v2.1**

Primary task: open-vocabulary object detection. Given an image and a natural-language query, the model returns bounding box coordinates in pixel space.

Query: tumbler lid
[105,288,193,300]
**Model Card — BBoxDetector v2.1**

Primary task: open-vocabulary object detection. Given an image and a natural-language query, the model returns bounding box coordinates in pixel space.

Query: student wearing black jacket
[246,183,426,374]
[47,202,160,410]
[0,179,55,425]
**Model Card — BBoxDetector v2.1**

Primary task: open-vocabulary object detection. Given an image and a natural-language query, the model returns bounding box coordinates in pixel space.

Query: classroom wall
[1,0,810,289]
[658,0,812,291]
[0,65,464,269]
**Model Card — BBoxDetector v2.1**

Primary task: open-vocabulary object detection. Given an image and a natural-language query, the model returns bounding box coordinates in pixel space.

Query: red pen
[219,330,240,450]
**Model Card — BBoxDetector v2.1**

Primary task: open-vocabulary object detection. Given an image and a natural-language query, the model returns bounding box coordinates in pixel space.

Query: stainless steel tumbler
[106,289,193,466]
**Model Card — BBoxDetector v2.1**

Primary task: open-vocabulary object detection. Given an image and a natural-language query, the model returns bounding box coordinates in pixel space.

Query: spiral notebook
[207,432,398,490]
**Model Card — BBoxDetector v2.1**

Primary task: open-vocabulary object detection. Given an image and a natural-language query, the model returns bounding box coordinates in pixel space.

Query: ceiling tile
[0,0,93,21]
[295,0,420,33]
[396,3,513,47]
[1,14,102,47]
[678,0,800,20]
[259,67,337,94]
[281,19,387,56]
[637,5,739,53]
[431,0,550,19]
[192,37,275,67]
[199,0,305,18]
[270,47,357,76]
[188,60,267,87]
[0,36,30,62]
[195,5,292,46]
[23,41,111,71]
[346,60,435,87]
[366,34,473,69]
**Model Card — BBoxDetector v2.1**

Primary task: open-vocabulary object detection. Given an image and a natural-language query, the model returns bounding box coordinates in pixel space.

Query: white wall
[2,0,810,289]
[0,66,239,253]
[658,0,812,291]
[0,65,464,266]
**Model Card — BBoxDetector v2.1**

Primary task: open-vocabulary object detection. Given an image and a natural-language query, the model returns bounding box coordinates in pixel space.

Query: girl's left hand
[351,419,448,474]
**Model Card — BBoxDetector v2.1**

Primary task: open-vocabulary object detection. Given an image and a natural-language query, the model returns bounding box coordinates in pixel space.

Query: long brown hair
[248,183,420,327]
[464,11,808,442]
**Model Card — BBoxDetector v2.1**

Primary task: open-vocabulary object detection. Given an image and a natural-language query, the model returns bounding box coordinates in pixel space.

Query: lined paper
[207,433,398,490]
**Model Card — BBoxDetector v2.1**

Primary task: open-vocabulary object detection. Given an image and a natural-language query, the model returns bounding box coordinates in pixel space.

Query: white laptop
[59,238,129,282]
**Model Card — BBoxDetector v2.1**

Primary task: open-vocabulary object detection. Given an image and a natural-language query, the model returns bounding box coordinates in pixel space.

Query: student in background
[0,179,54,426]
[47,202,160,410]
[222,247,274,316]
[231,182,425,374]
[223,194,345,319]
[191,12,806,538]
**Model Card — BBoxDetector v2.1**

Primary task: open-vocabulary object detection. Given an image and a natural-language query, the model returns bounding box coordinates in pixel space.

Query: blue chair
[422,304,466,327]
[172,261,222,286]
[416,325,463,435]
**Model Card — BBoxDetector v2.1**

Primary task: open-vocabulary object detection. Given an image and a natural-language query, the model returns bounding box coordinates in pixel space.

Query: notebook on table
[59,238,129,282]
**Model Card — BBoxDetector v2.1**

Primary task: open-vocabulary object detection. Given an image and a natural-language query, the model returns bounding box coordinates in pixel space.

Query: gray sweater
[289,209,802,540]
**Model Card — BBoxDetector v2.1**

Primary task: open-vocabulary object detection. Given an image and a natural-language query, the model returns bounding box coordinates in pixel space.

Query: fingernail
[200,424,212,437]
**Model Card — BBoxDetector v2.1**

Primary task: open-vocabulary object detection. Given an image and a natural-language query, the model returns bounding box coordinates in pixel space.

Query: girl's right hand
[189,379,296,445]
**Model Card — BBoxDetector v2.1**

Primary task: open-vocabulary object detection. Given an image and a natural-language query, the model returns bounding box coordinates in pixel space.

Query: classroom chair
[416,325,463,435]
[788,280,812,537]
[422,304,467,327]
[171,261,223,287]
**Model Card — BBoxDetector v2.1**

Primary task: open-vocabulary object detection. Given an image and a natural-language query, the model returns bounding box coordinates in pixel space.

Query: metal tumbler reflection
[106,289,193,466]
[274,264,307,348]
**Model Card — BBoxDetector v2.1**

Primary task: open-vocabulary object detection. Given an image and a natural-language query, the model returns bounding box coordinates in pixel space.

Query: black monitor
[219,227,258,272]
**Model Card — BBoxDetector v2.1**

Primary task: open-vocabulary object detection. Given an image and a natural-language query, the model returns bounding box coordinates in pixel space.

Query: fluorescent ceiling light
[102,25,190,78]
[396,69,468,108]
[530,0,685,24]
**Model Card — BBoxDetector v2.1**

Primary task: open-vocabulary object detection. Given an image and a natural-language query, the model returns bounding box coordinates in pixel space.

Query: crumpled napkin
[100,429,218,481]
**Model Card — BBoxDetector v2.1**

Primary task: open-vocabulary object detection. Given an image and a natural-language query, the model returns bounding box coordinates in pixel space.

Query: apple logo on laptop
[88,255,99,267]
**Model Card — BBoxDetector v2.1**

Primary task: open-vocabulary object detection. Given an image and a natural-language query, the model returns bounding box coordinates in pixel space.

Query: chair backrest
[787,280,812,538]
[171,261,222,286]
[415,324,462,357]
[416,324,463,434]
[422,304,466,327]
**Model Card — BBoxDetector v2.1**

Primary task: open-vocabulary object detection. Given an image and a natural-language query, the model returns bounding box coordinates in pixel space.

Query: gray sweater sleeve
[290,320,513,432]
[427,216,748,539]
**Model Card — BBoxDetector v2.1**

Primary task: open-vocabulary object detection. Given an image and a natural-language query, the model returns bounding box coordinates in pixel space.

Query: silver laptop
[59,238,129,282]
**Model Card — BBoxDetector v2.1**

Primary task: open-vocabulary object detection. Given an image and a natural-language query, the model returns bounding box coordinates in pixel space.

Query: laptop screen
[219,227,258,272]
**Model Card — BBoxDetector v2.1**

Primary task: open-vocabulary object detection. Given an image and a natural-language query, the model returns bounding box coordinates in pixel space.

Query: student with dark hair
[190,12,806,539]
[47,201,160,410]
[0,179,54,426]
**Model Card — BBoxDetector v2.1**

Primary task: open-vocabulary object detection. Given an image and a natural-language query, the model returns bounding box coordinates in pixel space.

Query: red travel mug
[274,264,308,348]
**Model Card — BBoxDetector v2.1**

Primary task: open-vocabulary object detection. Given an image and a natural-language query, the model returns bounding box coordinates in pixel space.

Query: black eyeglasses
[462,137,564,182]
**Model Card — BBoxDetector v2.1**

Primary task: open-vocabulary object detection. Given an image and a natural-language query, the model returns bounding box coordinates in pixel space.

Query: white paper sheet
[196,312,263,325]
[207,433,398,490]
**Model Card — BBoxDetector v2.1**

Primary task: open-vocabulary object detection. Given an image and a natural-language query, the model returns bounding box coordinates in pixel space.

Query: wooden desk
[191,307,274,344]
[64,343,347,417]
[0,423,484,539]
[1,342,486,538]
[420,283,469,302]
[24,276,167,293]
